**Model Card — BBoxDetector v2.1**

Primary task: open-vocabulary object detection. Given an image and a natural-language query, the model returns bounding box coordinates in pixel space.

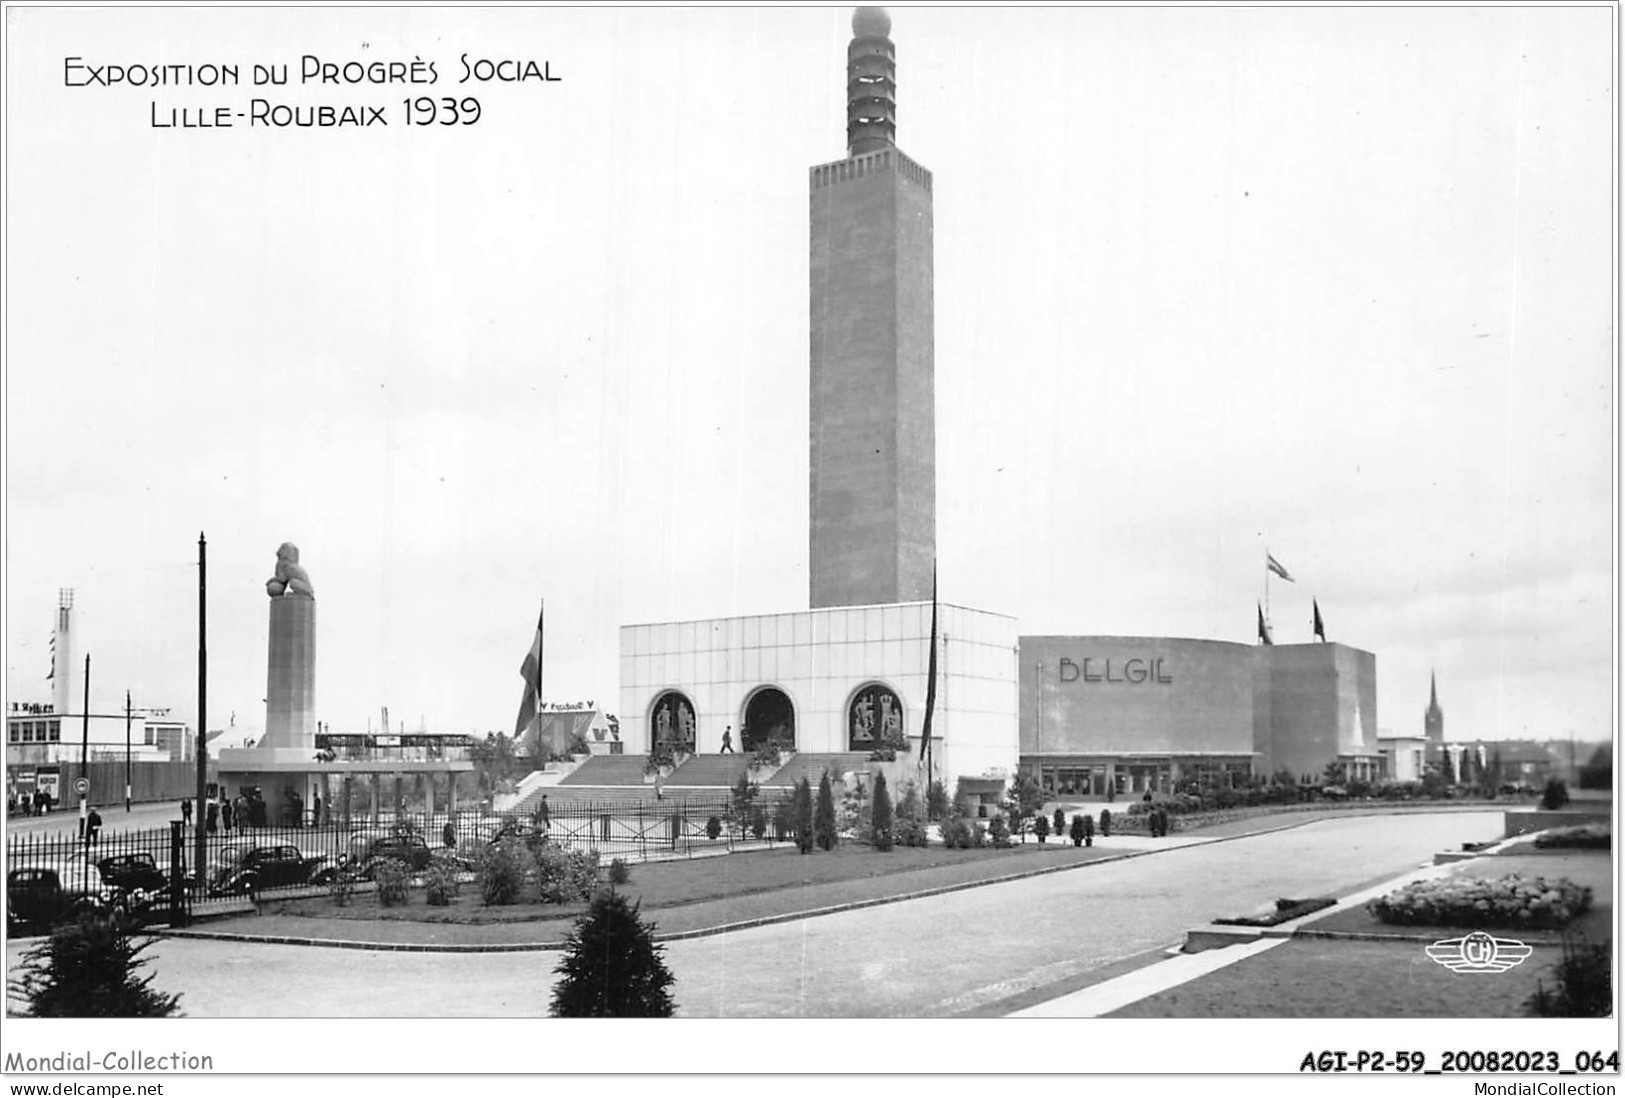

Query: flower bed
[1367,874,1593,930]
[1533,825,1610,850]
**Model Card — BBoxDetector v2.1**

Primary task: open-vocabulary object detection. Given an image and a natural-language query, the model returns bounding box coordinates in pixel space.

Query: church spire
[1424,671,1444,742]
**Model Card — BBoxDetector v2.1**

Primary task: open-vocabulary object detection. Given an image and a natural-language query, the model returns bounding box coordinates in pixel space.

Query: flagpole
[1264,548,1270,627]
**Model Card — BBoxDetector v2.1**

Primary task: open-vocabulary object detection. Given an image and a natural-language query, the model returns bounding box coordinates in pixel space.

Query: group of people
[6,789,55,816]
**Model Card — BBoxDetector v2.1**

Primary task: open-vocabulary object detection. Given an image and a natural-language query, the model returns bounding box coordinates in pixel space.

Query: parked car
[209,844,335,896]
[96,852,169,894]
[7,860,126,932]
[346,831,433,877]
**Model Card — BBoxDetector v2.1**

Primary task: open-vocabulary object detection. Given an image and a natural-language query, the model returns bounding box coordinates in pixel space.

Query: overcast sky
[5,6,1614,748]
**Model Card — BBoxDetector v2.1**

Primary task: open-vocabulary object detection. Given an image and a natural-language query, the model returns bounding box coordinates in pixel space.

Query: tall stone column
[262,597,316,751]
[261,542,316,752]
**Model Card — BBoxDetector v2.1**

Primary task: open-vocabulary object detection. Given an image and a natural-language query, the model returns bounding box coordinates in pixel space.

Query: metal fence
[6,794,792,928]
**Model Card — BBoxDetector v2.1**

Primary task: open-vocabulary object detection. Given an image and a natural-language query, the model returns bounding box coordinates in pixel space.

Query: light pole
[196,533,208,891]
[125,689,132,812]
[79,653,91,838]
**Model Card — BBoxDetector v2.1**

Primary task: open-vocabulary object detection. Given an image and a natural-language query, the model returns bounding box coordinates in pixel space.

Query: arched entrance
[742,687,795,753]
[848,681,905,752]
[648,691,696,752]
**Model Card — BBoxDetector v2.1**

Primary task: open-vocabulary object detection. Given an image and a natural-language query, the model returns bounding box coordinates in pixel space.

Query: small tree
[926,779,951,822]
[1008,773,1045,827]
[1541,779,1571,811]
[730,773,759,838]
[9,913,181,1017]
[793,778,815,854]
[871,772,894,851]
[1052,807,1066,838]
[550,891,675,1017]
[988,814,1012,848]
[1100,808,1112,837]
[814,771,839,851]
[1069,814,1086,847]
[1033,814,1049,843]
[1081,813,1095,846]
[705,815,723,841]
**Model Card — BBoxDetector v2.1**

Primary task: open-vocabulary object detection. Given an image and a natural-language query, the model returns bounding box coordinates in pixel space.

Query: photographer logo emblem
[1426,931,1532,973]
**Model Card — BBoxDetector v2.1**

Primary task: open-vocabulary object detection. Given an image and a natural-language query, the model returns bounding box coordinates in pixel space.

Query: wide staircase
[557,755,652,787]
[666,753,755,791]
[759,753,872,789]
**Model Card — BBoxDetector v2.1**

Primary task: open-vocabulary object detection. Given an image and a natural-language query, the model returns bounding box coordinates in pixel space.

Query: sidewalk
[1012,835,1612,1018]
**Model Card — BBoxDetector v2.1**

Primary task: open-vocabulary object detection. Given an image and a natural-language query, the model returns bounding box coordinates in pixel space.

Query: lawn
[1106,937,1567,1019]
[262,838,1117,926]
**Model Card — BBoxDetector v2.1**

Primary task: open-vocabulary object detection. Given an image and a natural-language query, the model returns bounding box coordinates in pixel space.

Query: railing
[5,795,795,930]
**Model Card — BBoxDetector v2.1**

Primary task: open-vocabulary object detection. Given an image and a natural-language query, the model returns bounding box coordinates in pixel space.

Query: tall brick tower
[809,6,936,608]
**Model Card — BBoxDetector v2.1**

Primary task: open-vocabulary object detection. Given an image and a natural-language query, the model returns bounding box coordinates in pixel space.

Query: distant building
[1378,734,1430,782]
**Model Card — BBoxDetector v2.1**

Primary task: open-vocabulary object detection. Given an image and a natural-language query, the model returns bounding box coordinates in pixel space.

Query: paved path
[6,811,1506,1017]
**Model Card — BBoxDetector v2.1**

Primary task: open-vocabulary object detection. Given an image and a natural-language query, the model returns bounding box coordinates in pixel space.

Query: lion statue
[265,542,315,598]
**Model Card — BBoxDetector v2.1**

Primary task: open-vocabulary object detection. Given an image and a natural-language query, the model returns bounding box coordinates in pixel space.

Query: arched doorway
[742,687,795,753]
[848,681,905,752]
[648,691,696,753]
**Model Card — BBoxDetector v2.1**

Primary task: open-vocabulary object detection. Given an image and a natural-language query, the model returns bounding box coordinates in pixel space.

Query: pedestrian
[221,795,234,832]
[181,798,192,826]
[443,819,457,848]
[234,793,248,831]
[720,725,734,754]
[206,798,219,834]
[86,807,102,847]
[313,793,323,828]
[537,794,550,830]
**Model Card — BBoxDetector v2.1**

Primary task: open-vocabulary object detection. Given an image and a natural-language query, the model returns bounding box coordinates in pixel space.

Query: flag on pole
[1265,552,1295,583]
[1257,603,1273,645]
[919,564,939,784]
[1312,599,1326,642]
[47,634,54,680]
[514,604,545,737]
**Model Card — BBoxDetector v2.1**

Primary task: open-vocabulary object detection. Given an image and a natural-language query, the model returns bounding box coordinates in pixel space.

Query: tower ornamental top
[852,7,891,38]
[846,6,896,155]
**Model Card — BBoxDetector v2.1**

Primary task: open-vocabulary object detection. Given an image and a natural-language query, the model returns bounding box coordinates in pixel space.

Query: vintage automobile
[96,852,169,894]
[345,830,434,877]
[6,860,126,932]
[209,844,335,896]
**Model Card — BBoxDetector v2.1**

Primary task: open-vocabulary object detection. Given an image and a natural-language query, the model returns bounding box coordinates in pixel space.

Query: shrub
[749,804,767,840]
[895,816,928,848]
[815,772,839,851]
[1526,938,1611,1017]
[895,779,925,825]
[1069,814,1086,847]
[751,735,786,770]
[793,778,815,854]
[535,846,600,904]
[424,859,460,906]
[705,815,722,841]
[840,779,871,836]
[988,814,1012,848]
[330,862,360,907]
[1033,814,1050,843]
[1541,779,1571,811]
[373,858,412,908]
[871,772,894,851]
[8,912,182,1017]
[729,774,759,836]
[643,742,678,776]
[550,891,675,1017]
[1534,825,1610,850]
[771,795,796,841]
[478,840,528,906]
[926,780,951,822]
[1081,813,1095,845]
[567,730,590,756]
[1052,807,1066,837]
[608,857,631,885]
[968,819,987,848]
[938,815,970,849]
[1368,874,1593,930]
[1099,809,1112,837]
